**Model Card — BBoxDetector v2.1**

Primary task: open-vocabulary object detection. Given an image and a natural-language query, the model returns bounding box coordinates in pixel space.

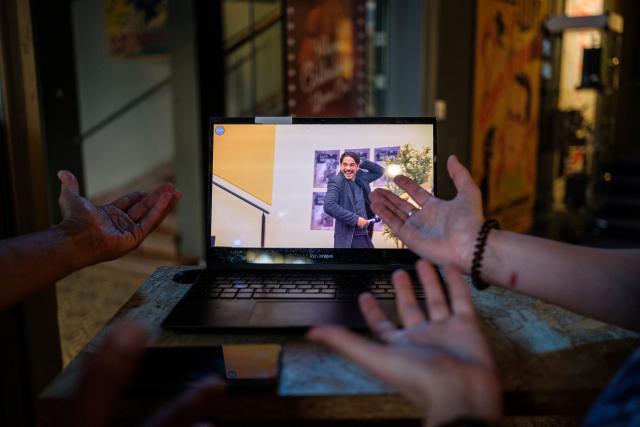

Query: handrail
[212,179,270,248]
[78,76,171,143]
[224,9,282,56]
[212,179,270,214]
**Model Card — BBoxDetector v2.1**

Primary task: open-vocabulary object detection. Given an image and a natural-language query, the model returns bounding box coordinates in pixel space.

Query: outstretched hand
[72,323,223,427]
[56,170,181,266]
[308,261,501,427]
[370,155,483,273]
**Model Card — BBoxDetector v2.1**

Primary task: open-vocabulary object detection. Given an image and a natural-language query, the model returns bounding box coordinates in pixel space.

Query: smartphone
[125,344,281,395]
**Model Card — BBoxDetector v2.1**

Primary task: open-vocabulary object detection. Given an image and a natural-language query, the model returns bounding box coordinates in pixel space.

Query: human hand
[357,217,369,229]
[308,261,501,427]
[370,155,483,273]
[55,170,181,267]
[72,323,223,427]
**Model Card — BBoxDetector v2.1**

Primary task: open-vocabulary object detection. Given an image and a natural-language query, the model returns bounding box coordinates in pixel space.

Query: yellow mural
[472,0,548,232]
[212,125,276,205]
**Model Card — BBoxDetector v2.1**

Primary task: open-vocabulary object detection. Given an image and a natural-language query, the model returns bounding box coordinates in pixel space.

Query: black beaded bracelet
[471,219,500,290]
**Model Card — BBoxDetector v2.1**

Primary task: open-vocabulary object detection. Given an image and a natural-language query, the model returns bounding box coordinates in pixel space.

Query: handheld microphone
[367,216,381,224]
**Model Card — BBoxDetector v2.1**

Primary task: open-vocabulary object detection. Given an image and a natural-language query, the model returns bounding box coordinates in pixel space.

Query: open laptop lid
[206,117,436,269]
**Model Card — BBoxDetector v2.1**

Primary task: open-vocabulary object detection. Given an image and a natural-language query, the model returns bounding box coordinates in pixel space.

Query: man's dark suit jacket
[323,159,384,248]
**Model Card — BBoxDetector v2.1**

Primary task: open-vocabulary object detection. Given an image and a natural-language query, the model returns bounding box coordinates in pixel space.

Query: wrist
[424,373,502,427]
[53,221,99,270]
[470,220,500,290]
[458,220,484,274]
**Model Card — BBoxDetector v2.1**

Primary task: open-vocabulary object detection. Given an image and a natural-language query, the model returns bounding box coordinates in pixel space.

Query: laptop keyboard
[188,272,424,301]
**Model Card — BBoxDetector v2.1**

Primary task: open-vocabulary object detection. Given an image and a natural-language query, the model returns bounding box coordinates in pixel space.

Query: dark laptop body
[163,117,436,330]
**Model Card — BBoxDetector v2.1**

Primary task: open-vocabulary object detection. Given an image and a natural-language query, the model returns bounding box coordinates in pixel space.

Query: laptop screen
[208,117,435,266]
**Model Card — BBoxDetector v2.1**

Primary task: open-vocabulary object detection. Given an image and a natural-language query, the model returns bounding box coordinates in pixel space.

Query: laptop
[162,117,437,330]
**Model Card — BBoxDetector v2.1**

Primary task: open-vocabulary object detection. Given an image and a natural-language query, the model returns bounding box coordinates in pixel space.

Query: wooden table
[38,266,640,425]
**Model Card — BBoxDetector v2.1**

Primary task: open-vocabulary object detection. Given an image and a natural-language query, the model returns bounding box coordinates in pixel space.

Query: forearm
[480,230,640,331]
[0,226,93,310]
[361,160,384,181]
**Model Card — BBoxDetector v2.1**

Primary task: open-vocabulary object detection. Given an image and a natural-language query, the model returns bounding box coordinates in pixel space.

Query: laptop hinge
[205,263,414,272]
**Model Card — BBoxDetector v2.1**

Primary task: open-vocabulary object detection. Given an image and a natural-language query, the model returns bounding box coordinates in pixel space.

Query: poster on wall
[313,150,340,188]
[373,146,400,187]
[344,148,370,161]
[310,192,335,230]
[471,0,548,232]
[285,0,367,116]
[105,0,169,58]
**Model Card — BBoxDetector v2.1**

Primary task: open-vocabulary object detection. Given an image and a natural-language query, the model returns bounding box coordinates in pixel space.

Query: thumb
[58,170,80,214]
[447,155,477,194]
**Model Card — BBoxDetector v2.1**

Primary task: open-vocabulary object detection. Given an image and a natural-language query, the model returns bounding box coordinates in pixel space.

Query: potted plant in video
[383,144,432,248]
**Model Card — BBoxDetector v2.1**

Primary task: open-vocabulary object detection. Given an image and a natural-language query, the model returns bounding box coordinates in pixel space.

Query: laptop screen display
[209,119,434,262]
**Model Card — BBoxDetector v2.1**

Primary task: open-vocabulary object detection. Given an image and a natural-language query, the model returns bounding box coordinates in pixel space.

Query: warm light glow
[386,164,402,178]
[254,254,274,264]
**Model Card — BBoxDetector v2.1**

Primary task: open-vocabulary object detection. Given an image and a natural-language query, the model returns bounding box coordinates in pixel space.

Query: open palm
[57,170,180,264]
[308,261,501,427]
[370,155,483,273]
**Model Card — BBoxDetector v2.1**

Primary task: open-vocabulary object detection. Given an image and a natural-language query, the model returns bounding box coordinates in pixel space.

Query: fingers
[371,188,419,218]
[308,326,422,401]
[58,170,81,214]
[393,175,432,205]
[416,260,450,321]
[138,191,178,236]
[370,189,421,237]
[370,199,408,231]
[127,183,176,222]
[373,202,435,257]
[72,323,149,427]
[358,292,397,340]
[143,376,223,427]
[443,265,476,317]
[112,191,146,211]
[392,270,426,327]
[307,326,396,379]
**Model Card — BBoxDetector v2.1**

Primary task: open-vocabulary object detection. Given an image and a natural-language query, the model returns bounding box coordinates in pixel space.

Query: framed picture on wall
[313,149,339,188]
[310,192,334,230]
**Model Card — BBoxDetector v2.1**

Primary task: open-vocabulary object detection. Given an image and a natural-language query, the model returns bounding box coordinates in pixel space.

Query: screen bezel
[206,117,437,268]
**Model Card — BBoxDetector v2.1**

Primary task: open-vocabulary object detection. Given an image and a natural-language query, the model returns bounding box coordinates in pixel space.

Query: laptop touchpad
[249,302,366,327]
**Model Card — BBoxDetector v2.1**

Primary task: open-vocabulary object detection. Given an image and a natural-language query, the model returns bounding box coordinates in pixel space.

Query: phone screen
[125,344,281,395]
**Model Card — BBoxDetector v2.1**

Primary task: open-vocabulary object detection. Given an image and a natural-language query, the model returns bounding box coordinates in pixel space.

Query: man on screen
[323,151,384,248]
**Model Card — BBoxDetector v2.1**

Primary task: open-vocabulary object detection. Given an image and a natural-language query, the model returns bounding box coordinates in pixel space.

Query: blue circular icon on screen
[215,126,225,135]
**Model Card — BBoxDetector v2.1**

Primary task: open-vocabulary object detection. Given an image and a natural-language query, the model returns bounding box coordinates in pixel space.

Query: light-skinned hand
[357,216,369,229]
[308,260,501,427]
[370,155,483,274]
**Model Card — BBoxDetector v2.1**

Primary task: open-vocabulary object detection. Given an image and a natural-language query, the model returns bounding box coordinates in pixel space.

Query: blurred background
[1,0,639,425]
